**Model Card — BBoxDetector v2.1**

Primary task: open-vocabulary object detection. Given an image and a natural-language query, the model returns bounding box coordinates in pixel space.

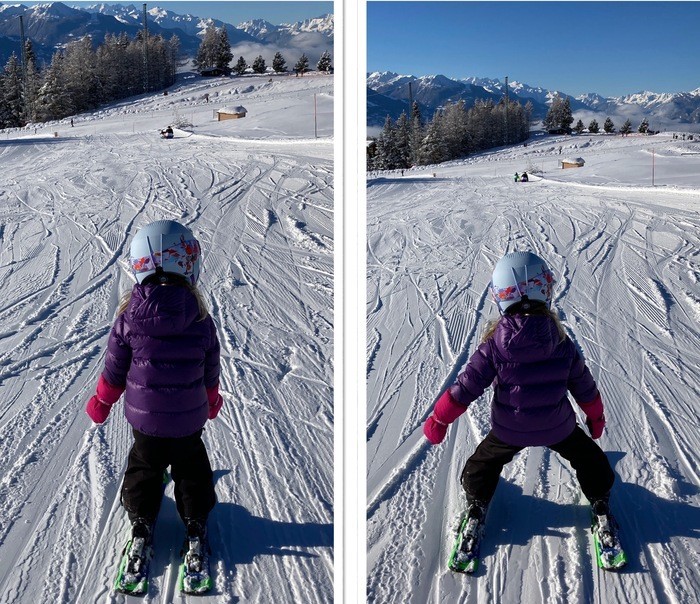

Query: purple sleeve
[204,318,221,389]
[102,315,132,387]
[448,341,497,406]
[567,344,598,403]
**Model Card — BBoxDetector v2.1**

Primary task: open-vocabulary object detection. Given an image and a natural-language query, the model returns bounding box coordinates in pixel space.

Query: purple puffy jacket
[102,283,220,438]
[448,314,598,447]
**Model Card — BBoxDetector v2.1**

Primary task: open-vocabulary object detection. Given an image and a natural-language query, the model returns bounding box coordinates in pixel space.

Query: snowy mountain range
[0,2,333,66]
[368,70,700,130]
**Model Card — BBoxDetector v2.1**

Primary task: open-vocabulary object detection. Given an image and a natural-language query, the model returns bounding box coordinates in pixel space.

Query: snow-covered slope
[0,71,333,603]
[367,133,700,602]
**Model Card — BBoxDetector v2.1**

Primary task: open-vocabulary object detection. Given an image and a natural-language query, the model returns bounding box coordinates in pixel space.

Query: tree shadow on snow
[0,137,76,147]
[367,176,451,187]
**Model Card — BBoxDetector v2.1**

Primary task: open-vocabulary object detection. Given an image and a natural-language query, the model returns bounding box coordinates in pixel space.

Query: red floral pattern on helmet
[130,236,200,283]
[490,268,554,305]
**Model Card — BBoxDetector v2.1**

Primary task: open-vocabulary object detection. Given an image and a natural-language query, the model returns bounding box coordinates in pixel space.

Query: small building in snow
[216,106,247,121]
[560,157,585,169]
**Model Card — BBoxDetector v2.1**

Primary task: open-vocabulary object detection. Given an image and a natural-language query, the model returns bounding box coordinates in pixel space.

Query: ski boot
[448,500,487,573]
[178,518,213,594]
[591,499,627,570]
[115,518,154,594]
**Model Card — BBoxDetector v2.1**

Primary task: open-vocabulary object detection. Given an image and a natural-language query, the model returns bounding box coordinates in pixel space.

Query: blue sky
[367,1,700,97]
[60,1,332,25]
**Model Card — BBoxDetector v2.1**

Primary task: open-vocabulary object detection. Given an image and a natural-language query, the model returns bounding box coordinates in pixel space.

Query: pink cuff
[577,392,604,420]
[96,375,125,405]
[433,390,468,424]
[206,383,220,405]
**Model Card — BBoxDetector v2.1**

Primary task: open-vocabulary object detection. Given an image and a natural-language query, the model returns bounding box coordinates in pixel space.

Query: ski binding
[448,514,484,574]
[114,536,152,594]
[178,535,213,594]
[592,512,627,570]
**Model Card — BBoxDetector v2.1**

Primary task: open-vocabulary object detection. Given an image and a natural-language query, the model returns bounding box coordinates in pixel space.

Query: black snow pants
[121,427,216,524]
[461,426,615,505]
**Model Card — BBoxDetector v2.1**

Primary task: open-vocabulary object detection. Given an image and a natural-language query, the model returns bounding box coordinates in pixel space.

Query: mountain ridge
[367,70,700,130]
[0,2,333,65]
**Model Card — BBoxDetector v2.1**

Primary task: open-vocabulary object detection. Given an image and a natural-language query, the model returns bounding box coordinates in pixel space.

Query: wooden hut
[216,106,247,121]
[560,157,585,169]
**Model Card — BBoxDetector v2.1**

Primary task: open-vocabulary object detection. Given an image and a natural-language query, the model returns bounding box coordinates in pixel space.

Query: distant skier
[424,251,625,571]
[514,172,520,182]
[520,171,529,182]
[161,126,174,139]
[85,220,222,593]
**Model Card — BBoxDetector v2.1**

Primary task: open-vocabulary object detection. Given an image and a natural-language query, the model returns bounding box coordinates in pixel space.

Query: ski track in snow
[367,135,700,604]
[0,74,333,603]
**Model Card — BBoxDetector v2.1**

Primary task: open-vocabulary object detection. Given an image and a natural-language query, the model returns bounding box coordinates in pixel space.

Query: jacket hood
[126,283,200,337]
[493,314,562,362]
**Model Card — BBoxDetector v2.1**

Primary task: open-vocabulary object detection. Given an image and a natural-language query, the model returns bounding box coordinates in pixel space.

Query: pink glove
[206,384,224,419]
[578,392,605,439]
[424,415,449,445]
[86,375,124,424]
[423,390,468,445]
[86,395,112,424]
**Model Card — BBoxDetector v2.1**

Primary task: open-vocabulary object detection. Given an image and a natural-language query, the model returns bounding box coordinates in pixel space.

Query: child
[424,251,619,565]
[85,220,222,576]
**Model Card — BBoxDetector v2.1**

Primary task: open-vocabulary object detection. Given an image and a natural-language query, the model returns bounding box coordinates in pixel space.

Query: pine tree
[294,54,310,76]
[603,117,615,133]
[166,35,180,86]
[443,100,469,158]
[368,96,532,171]
[233,56,248,76]
[418,111,446,165]
[272,51,287,73]
[394,112,411,169]
[544,95,573,133]
[252,55,266,74]
[62,36,99,113]
[409,100,423,165]
[19,40,40,123]
[194,26,232,73]
[638,117,649,134]
[588,119,600,134]
[544,95,563,131]
[574,119,585,134]
[619,119,632,135]
[215,27,233,72]
[35,51,72,121]
[317,51,332,73]
[374,115,402,170]
[522,100,534,142]
[367,139,378,171]
[466,99,494,151]
[561,97,574,131]
[194,26,219,71]
[1,54,25,127]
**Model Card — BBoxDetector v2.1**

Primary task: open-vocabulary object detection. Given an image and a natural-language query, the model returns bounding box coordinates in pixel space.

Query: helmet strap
[511,265,524,298]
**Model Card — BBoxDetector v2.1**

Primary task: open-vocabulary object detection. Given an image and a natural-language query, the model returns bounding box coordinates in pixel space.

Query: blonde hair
[481,305,566,344]
[117,280,209,320]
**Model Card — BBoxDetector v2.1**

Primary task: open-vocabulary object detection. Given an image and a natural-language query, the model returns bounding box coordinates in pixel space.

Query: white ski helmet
[490,251,555,314]
[129,220,201,285]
